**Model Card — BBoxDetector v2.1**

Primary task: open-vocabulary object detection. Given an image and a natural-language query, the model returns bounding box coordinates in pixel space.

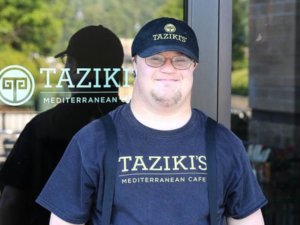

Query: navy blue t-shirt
[36,104,267,225]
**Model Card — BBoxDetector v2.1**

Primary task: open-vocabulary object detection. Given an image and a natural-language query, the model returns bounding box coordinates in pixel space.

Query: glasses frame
[144,54,195,70]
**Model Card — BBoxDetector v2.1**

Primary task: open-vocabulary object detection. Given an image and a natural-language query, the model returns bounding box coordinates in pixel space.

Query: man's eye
[174,57,189,63]
[150,57,162,62]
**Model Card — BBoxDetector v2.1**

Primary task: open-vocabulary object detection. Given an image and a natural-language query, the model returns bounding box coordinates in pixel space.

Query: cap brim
[54,50,67,58]
[139,45,199,62]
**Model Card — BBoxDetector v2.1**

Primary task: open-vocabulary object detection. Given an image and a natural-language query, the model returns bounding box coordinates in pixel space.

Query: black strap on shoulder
[101,114,118,225]
[205,117,218,225]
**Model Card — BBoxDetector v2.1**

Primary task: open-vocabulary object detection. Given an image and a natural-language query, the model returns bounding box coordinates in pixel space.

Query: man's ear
[192,62,198,70]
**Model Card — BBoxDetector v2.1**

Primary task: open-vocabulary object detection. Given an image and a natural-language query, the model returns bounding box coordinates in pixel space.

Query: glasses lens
[145,55,194,69]
[145,55,165,67]
[172,56,193,70]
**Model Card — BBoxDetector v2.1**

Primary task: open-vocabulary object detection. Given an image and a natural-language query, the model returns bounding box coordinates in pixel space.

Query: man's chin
[150,91,182,108]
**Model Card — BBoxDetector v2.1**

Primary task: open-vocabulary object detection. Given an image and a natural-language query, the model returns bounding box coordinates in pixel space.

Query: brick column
[248,0,300,152]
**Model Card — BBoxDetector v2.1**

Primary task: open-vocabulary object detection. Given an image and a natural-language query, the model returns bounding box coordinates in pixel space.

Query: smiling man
[36,17,267,225]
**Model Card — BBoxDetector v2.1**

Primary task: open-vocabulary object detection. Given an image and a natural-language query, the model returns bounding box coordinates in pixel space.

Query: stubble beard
[150,89,182,107]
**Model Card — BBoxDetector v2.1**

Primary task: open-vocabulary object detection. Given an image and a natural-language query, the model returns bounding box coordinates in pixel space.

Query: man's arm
[50,213,84,225]
[227,209,265,225]
[0,185,30,225]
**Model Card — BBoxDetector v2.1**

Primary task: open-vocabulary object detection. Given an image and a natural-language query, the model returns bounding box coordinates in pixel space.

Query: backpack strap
[206,117,218,225]
[101,114,118,225]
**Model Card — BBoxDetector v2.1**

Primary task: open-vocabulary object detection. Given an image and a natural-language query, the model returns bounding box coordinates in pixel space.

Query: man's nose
[160,59,176,72]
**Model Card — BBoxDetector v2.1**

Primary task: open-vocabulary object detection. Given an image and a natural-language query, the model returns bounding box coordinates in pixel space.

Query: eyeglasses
[145,54,195,70]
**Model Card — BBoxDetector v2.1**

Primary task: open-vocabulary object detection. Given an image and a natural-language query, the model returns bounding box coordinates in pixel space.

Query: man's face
[132,51,197,108]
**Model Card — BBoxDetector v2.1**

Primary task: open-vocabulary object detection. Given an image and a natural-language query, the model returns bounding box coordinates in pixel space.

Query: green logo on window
[0,65,35,106]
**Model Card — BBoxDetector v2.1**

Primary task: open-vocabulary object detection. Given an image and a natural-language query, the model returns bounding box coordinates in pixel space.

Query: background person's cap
[55,25,124,68]
[131,17,199,62]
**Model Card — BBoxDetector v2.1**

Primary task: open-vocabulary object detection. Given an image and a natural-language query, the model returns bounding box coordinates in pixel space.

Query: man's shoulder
[107,103,128,121]
[192,109,245,158]
[191,108,208,124]
[74,118,104,141]
[192,109,241,144]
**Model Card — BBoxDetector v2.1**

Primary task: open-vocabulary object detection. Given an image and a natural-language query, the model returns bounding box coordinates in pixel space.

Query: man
[36,17,267,225]
[0,25,124,225]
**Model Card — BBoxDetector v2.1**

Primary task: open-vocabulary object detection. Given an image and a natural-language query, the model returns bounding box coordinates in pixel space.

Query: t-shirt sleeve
[36,135,98,224]
[225,151,267,218]
[218,128,267,219]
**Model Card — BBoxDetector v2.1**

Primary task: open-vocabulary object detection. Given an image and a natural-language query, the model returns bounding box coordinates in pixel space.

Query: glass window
[231,1,300,224]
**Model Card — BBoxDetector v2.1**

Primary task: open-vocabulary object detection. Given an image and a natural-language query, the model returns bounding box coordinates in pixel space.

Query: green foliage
[231,66,248,96]
[232,0,248,66]
[51,0,184,54]
[155,0,184,19]
[0,0,185,56]
[0,0,247,60]
[62,0,168,37]
[232,0,249,96]
[0,46,46,80]
[0,0,62,55]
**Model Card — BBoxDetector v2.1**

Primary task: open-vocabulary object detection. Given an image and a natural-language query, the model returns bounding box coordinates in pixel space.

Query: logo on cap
[164,23,176,33]
[0,65,35,106]
[152,22,187,43]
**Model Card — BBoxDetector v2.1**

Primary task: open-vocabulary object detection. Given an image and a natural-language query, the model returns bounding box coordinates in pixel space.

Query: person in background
[37,17,267,225]
[0,25,124,225]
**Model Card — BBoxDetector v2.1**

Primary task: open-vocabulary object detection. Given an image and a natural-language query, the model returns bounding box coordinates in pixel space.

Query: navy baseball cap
[131,17,199,62]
